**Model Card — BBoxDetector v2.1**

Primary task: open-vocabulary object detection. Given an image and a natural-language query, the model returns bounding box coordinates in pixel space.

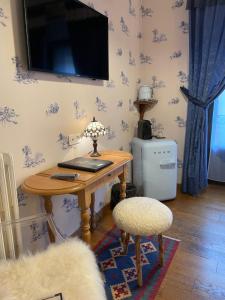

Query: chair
[112,197,173,287]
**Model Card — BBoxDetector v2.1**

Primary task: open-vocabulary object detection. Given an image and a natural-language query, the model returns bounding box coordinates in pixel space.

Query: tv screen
[23,0,109,80]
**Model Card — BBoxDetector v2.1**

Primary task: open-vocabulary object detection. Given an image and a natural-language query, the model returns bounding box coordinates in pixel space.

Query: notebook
[58,157,113,172]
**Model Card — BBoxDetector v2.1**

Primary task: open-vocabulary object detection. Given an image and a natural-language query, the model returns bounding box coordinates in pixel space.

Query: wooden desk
[22,151,132,244]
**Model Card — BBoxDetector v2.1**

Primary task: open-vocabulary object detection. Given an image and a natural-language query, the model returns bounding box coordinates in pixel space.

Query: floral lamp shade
[83,117,106,157]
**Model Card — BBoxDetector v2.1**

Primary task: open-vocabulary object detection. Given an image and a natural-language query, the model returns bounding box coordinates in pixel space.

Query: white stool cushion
[0,239,106,300]
[113,197,173,236]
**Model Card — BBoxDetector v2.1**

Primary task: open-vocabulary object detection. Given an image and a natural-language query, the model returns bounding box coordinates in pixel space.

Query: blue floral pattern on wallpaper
[0,106,19,125]
[116,48,123,56]
[117,100,123,108]
[170,50,182,59]
[140,53,152,64]
[121,120,129,131]
[57,133,72,150]
[121,71,129,86]
[151,76,166,89]
[17,187,27,207]
[177,71,188,83]
[172,0,184,9]
[61,197,79,213]
[106,126,116,140]
[96,97,107,112]
[74,100,87,119]
[22,146,46,168]
[129,99,136,112]
[169,97,180,105]
[152,29,167,43]
[30,221,48,242]
[140,5,153,17]
[179,21,189,34]
[104,11,115,32]
[175,116,186,127]
[129,0,136,16]
[129,51,136,66]
[120,17,129,36]
[12,57,38,84]
[46,102,60,115]
[0,7,7,27]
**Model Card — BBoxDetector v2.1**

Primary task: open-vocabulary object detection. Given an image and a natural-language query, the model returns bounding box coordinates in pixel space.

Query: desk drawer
[87,166,124,193]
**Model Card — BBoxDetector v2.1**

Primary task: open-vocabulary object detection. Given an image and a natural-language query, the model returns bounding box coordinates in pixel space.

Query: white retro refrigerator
[131,137,177,201]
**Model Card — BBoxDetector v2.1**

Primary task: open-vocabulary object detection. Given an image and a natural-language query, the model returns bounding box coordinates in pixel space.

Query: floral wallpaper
[0,0,141,248]
[0,0,188,250]
[140,0,188,181]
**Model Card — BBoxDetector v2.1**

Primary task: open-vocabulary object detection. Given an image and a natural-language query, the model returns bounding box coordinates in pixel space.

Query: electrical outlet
[68,134,80,146]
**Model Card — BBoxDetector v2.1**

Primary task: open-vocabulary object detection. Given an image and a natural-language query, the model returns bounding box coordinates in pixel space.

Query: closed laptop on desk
[58,157,113,172]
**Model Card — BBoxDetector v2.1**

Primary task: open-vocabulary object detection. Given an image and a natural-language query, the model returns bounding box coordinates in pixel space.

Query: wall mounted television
[23,0,109,80]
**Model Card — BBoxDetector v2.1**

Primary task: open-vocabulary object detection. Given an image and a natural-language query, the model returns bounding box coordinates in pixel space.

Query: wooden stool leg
[123,233,130,255]
[135,235,142,287]
[158,234,164,267]
[121,230,126,244]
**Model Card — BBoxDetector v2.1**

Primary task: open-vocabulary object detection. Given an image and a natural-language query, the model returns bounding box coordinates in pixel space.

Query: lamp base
[90,139,101,157]
[90,151,101,157]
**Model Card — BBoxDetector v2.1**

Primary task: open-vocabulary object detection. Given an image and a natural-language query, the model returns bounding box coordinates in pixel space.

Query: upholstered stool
[112,197,173,287]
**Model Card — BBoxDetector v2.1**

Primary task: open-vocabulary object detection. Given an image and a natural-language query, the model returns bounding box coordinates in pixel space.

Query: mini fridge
[131,137,177,201]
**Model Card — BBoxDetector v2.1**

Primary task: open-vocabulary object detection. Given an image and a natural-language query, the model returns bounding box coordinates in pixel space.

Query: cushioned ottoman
[113,197,173,287]
[0,239,106,300]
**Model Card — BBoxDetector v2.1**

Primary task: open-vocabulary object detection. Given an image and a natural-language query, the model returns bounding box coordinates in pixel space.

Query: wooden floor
[90,183,225,300]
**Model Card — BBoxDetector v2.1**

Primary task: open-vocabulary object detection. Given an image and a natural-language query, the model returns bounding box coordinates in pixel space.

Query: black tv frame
[23,0,109,80]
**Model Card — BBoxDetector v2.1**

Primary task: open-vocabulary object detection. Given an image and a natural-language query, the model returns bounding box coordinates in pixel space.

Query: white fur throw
[113,197,173,236]
[0,239,106,300]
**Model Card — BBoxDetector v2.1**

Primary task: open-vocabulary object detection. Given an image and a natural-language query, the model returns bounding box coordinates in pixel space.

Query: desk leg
[43,196,55,243]
[78,190,91,244]
[118,164,128,201]
[118,165,128,244]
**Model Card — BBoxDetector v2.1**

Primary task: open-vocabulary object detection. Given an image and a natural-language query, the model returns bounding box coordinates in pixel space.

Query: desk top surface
[22,151,132,196]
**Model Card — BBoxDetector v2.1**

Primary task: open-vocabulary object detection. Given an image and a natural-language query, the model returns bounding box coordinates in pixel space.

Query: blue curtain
[208,92,225,181]
[187,0,225,9]
[181,2,225,195]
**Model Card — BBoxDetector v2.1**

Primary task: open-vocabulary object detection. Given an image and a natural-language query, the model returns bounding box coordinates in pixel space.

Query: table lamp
[83,117,106,157]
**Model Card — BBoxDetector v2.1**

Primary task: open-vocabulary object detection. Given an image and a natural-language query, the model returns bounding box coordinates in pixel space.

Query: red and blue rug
[95,226,179,300]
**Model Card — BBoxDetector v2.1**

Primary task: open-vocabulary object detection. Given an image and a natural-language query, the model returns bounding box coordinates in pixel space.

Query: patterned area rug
[95,226,179,300]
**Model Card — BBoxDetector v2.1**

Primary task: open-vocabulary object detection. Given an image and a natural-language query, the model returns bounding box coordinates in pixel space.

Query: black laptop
[58,157,113,172]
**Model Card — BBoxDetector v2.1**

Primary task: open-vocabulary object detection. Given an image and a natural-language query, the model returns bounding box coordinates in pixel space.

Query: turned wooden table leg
[158,233,164,267]
[43,195,55,243]
[118,165,128,201]
[78,190,91,244]
[135,235,142,287]
[119,165,128,243]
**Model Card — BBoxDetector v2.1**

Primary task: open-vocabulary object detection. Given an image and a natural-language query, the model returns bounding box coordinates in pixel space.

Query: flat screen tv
[23,0,109,80]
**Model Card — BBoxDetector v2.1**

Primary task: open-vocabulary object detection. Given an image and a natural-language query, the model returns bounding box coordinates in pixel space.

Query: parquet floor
[90,183,225,300]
